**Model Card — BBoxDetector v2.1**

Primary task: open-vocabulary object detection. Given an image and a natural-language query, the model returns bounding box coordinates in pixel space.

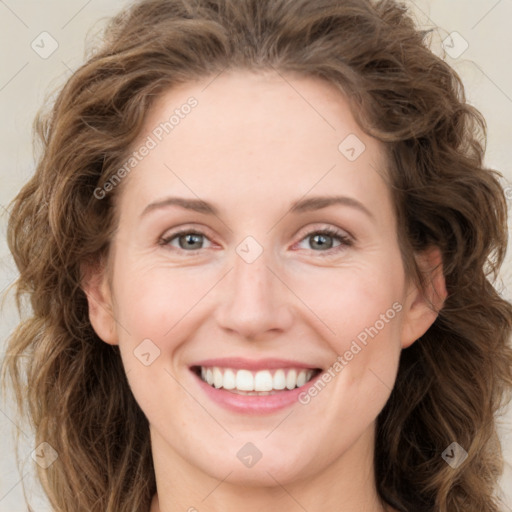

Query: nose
[214,244,294,340]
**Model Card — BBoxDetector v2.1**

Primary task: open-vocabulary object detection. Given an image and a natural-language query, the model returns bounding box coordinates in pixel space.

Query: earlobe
[81,260,119,346]
[401,246,448,349]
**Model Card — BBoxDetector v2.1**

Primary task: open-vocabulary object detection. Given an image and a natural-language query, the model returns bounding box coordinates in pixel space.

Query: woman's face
[86,70,440,488]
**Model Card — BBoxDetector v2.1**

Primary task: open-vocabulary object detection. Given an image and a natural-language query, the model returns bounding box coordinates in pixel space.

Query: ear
[400,246,447,349]
[80,259,119,346]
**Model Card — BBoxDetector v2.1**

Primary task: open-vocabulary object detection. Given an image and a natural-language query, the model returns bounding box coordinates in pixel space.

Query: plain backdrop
[1,0,511,510]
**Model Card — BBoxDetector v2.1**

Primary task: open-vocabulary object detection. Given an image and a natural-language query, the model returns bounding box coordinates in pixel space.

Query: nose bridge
[233,241,273,302]
[214,235,292,338]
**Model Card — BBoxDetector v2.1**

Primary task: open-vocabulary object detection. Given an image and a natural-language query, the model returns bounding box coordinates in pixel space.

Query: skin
[84,69,446,512]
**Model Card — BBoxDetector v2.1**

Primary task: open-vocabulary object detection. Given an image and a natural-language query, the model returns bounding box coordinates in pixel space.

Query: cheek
[113,261,210,341]
[294,260,404,343]
[111,263,221,400]
[112,268,193,418]
[292,258,406,405]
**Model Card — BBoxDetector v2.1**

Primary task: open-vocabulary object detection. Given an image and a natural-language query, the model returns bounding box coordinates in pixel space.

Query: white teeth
[198,366,317,392]
[236,369,254,391]
[223,369,236,390]
[296,370,307,387]
[213,367,223,389]
[286,369,297,390]
[273,369,286,390]
[254,370,273,391]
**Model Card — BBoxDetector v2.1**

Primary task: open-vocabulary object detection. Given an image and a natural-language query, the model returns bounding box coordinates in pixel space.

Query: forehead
[140,69,373,156]
[117,69,392,225]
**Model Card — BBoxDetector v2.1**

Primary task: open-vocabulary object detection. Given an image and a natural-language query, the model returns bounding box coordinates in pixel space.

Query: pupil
[313,234,332,250]
[182,234,201,249]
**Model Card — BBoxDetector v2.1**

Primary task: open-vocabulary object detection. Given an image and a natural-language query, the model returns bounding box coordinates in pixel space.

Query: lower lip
[192,370,322,415]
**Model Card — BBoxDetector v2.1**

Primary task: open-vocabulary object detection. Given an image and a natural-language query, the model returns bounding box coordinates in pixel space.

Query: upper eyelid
[294,224,353,241]
[160,225,215,243]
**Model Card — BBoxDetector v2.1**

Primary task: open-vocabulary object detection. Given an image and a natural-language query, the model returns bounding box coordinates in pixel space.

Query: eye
[159,229,213,252]
[295,227,353,256]
[159,226,353,255]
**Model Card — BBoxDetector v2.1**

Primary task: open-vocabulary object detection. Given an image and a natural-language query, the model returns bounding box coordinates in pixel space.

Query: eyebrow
[140,195,374,220]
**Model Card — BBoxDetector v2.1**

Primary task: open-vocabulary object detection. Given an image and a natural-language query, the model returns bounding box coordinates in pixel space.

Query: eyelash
[158,226,354,257]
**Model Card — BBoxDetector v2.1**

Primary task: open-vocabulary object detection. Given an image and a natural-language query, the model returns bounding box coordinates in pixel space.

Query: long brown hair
[2,0,512,511]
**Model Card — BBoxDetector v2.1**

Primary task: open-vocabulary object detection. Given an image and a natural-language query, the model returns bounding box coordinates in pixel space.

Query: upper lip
[191,357,322,371]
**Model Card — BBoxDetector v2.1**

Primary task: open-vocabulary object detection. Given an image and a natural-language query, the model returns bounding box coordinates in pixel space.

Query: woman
[2,0,512,511]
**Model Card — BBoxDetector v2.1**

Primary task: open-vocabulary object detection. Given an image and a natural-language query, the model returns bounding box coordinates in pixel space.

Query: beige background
[1,0,511,510]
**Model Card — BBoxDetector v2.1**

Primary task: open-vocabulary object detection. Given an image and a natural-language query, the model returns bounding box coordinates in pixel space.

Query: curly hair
[2,0,512,511]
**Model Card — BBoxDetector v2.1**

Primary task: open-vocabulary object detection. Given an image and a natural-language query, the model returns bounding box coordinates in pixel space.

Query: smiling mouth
[191,366,322,395]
